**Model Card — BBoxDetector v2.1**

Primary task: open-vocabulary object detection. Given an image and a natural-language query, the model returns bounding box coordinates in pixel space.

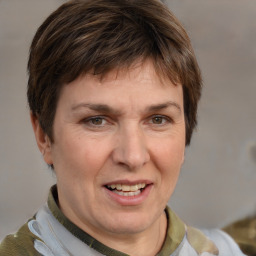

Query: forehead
[58,60,183,111]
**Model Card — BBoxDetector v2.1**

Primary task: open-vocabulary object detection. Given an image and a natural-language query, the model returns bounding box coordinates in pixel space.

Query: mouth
[105,183,147,197]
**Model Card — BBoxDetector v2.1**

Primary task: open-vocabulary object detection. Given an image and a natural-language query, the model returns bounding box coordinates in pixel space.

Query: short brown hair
[27,0,202,145]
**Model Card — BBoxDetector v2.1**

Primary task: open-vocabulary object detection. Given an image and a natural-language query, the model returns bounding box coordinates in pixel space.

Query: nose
[112,125,150,170]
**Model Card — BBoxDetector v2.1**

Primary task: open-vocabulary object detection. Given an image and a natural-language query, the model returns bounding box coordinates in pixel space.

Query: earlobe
[30,112,53,165]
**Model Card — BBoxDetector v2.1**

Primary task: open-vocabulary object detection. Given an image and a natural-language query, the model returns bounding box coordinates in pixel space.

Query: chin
[101,211,157,235]
[105,222,150,235]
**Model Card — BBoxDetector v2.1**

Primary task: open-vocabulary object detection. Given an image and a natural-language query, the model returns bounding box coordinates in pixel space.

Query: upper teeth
[107,183,146,192]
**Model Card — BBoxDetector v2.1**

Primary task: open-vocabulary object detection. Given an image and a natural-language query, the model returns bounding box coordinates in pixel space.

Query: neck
[95,211,167,256]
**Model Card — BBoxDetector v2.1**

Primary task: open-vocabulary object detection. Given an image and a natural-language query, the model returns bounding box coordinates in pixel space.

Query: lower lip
[103,184,153,206]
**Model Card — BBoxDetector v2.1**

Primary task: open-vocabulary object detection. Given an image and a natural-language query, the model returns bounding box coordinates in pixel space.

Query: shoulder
[164,207,246,256]
[200,228,247,256]
[0,220,41,256]
[223,215,256,255]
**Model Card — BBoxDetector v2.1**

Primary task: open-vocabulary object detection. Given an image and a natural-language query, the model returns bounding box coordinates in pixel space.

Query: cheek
[152,137,185,192]
[52,135,112,179]
[152,137,185,169]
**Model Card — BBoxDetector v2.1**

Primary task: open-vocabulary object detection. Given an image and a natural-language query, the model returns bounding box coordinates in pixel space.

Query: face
[40,60,185,240]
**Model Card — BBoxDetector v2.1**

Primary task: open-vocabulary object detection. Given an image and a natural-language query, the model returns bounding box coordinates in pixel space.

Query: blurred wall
[0,0,256,240]
[167,0,256,228]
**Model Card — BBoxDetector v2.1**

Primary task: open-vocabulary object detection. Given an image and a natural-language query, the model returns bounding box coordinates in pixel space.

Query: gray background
[0,0,256,240]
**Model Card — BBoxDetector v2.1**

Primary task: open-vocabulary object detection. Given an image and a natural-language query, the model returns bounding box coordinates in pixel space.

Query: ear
[181,154,185,165]
[30,112,53,165]
[181,149,185,165]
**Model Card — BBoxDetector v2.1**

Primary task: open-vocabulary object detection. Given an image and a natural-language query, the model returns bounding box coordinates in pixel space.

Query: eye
[152,116,165,124]
[150,115,170,125]
[82,116,107,127]
[90,117,105,125]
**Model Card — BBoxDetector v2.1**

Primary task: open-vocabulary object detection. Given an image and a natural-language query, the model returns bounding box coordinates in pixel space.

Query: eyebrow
[71,103,121,115]
[71,101,181,114]
[146,101,181,113]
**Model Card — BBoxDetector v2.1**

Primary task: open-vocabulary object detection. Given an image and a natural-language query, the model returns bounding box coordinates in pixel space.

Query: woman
[0,0,246,255]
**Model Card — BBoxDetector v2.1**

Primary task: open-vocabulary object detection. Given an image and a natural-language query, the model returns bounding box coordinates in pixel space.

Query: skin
[31,60,186,256]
